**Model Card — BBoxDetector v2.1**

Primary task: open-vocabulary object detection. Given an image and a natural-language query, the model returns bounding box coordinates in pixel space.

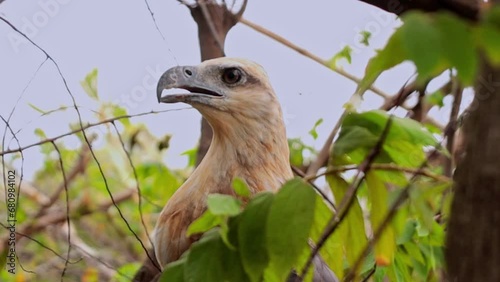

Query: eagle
[154,58,337,282]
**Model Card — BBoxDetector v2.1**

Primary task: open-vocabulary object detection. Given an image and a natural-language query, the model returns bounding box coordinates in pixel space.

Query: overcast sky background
[0,0,459,180]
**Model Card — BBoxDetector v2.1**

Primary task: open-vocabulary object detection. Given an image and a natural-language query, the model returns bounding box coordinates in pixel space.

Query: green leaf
[476,25,500,66]
[34,128,47,139]
[435,13,477,85]
[404,242,425,265]
[400,13,444,84]
[366,172,396,266]
[425,90,445,108]
[112,263,142,282]
[207,194,242,216]
[333,126,379,157]
[80,68,99,100]
[181,147,198,168]
[326,174,367,268]
[308,118,324,140]
[136,163,181,205]
[309,195,344,279]
[160,258,186,282]
[232,177,251,198]
[357,27,405,94]
[186,210,222,236]
[186,229,249,282]
[328,46,353,69]
[397,219,417,245]
[28,103,48,114]
[335,110,436,167]
[111,105,130,127]
[288,138,316,167]
[360,30,372,46]
[238,192,274,282]
[483,6,500,28]
[266,178,316,281]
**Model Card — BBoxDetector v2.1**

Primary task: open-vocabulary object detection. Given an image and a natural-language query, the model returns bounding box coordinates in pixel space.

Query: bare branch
[199,1,226,56]
[356,0,478,21]
[292,166,337,212]
[25,188,135,237]
[444,78,463,177]
[144,0,166,40]
[1,223,79,263]
[50,141,72,281]
[59,223,117,279]
[239,17,391,100]
[34,142,91,217]
[0,108,190,157]
[234,0,248,19]
[110,122,159,269]
[0,115,25,226]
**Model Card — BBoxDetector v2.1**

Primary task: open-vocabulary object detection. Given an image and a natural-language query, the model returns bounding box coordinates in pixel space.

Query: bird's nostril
[184,69,193,76]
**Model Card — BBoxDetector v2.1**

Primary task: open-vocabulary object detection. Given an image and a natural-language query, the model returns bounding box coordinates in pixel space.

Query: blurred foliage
[0,70,188,282]
[2,7,500,282]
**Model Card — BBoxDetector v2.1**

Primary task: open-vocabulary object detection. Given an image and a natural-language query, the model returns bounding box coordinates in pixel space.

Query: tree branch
[344,146,442,280]
[300,115,394,278]
[239,17,391,101]
[444,78,463,177]
[0,108,189,157]
[305,163,450,183]
[356,0,479,20]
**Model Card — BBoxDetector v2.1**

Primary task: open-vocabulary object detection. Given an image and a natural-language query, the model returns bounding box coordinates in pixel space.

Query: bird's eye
[222,68,242,84]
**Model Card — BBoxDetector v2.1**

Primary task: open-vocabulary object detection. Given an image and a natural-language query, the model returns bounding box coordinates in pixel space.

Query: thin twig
[361,266,376,282]
[292,166,337,212]
[300,115,395,278]
[0,115,25,225]
[306,77,418,178]
[18,188,135,239]
[305,112,346,177]
[35,142,91,217]
[0,223,80,263]
[111,122,159,269]
[444,78,463,177]
[58,223,118,280]
[51,142,72,281]
[0,18,161,271]
[343,146,443,281]
[239,17,390,100]
[305,163,450,183]
[144,0,166,40]
[0,108,190,157]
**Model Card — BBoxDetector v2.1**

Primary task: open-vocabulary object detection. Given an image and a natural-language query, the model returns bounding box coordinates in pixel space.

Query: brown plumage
[154,58,337,282]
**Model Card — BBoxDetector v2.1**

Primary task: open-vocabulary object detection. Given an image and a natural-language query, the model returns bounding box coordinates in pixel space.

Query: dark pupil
[224,69,241,84]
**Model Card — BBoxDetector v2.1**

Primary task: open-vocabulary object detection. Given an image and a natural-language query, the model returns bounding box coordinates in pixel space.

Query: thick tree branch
[446,53,500,281]
[356,0,479,20]
[186,0,248,165]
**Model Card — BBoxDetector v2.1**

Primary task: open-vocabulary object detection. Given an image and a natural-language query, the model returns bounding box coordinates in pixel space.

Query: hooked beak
[156,66,223,104]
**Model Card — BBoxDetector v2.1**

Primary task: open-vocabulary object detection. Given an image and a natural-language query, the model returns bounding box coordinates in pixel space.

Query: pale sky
[1,0,452,179]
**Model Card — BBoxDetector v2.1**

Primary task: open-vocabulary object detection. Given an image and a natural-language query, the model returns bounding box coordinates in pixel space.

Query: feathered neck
[186,110,293,195]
